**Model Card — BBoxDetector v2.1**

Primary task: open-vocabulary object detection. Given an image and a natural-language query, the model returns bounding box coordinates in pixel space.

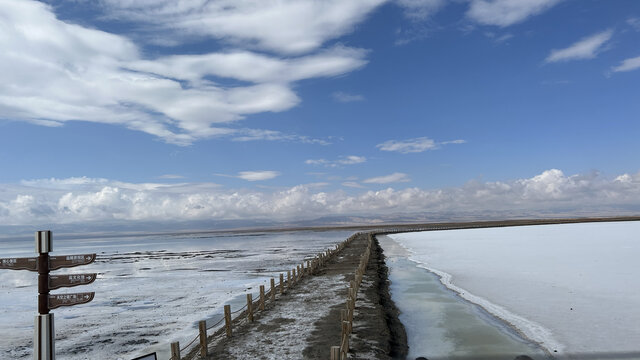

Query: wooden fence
[168,233,361,360]
[330,233,372,360]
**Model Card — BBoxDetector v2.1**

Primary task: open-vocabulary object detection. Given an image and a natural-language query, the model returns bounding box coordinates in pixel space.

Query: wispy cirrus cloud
[215,171,281,182]
[4,170,639,227]
[377,137,466,154]
[363,172,411,184]
[466,0,563,27]
[305,156,367,167]
[158,174,186,179]
[627,17,640,31]
[331,92,365,103]
[342,181,365,188]
[545,29,614,63]
[396,0,446,20]
[230,129,331,145]
[610,55,640,73]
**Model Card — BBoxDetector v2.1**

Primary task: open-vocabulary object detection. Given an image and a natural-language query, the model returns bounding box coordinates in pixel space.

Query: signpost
[0,231,96,360]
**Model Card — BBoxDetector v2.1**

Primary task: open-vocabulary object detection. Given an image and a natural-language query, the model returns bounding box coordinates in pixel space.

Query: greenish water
[380,235,552,360]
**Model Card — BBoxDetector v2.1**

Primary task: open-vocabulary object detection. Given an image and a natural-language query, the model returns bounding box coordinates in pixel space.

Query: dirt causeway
[203,232,407,359]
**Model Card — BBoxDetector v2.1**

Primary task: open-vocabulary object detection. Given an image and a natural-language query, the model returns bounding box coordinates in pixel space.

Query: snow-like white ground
[0,230,352,360]
[389,221,640,359]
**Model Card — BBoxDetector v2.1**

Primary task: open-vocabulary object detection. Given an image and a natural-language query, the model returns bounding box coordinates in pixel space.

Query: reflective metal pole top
[35,231,52,254]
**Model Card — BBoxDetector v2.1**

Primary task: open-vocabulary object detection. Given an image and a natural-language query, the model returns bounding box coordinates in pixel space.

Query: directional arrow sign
[0,257,38,271]
[49,254,96,270]
[48,292,94,309]
[49,273,97,290]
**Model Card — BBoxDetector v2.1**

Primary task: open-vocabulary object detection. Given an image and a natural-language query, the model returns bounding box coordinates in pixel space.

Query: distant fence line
[168,233,361,360]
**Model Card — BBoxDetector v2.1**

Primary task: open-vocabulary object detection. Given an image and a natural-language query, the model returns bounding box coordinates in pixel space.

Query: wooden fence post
[280,273,284,294]
[247,293,254,322]
[259,285,265,311]
[170,341,180,360]
[198,320,208,357]
[287,270,291,289]
[270,278,276,301]
[224,304,232,337]
[330,346,341,360]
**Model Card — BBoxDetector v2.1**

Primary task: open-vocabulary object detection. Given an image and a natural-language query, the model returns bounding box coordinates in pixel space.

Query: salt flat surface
[380,235,548,360]
[0,230,352,360]
[389,221,640,359]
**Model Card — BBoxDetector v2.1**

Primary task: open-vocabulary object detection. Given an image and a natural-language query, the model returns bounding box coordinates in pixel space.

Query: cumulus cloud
[332,92,365,103]
[545,30,614,63]
[377,137,465,153]
[0,0,370,145]
[611,55,640,73]
[363,173,411,184]
[2,170,640,227]
[305,156,367,167]
[467,0,563,27]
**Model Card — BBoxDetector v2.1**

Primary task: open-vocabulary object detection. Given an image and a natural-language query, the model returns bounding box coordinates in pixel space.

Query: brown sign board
[49,254,96,270]
[49,273,97,290]
[48,292,94,309]
[0,257,38,271]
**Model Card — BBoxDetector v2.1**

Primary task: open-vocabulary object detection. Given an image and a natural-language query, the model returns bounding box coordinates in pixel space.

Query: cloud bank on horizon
[2,169,639,228]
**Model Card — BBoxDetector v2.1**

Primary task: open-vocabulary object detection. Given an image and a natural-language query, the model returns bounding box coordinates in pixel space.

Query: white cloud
[545,30,613,63]
[0,0,370,145]
[332,92,365,103]
[305,155,367,168]
[342,181,365,188]
[377,137,465,153]
[611,55,640,73]
[467,0,563,27]
[363,172,411,184]
[99,0,386,55]
[236,171,281,182]
[158,174,185,179]
[215,171,281,182]
[377,137,437,153]
[396,0,445,20]
[2,170,640,226]
[230,129,331,145]
[627,17,640,31]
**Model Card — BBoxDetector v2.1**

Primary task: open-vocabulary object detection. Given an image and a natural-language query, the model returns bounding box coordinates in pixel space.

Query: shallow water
[0,229,354,360]
[379,235,549,360]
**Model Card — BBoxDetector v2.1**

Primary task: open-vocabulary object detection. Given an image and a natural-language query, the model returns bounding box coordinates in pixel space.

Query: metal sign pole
[34,231,54,360]
[0,230,95,360]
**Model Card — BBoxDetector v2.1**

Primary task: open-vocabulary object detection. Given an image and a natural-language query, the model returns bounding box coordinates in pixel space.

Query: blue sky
[1,0,639,231]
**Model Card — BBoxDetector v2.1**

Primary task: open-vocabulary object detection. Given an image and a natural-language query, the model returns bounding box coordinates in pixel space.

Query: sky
[1,0,639,232]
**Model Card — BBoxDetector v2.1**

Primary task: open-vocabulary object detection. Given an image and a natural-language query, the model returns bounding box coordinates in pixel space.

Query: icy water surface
[0,229,354,359]
[380,235,549,360]
[386,221,640,360]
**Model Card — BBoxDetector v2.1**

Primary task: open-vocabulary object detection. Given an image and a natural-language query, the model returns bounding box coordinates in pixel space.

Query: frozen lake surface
[0,229,353,360]
[388,221,640,360]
